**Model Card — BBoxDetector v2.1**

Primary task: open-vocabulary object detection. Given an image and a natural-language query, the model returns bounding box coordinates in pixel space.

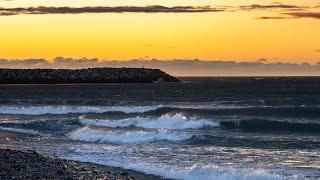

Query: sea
[0,77,319,180]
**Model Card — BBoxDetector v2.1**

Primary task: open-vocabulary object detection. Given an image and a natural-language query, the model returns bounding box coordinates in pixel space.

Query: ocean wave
[68,126,192,143]
[0,105,159,115]
[80,113,220,130]
[1,104,318,117]
[0,119,81,136]
[220,119,320,133]
[145,106,320,118]
[0,126,44,135]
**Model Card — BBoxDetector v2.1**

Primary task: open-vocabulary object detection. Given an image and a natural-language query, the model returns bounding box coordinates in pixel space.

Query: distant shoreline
[0,68,179,84]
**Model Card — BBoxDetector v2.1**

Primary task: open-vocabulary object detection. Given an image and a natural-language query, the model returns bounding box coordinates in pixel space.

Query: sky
[0,0,320,64]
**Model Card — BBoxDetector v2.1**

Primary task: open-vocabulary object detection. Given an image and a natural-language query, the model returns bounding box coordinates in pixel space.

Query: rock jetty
[0,68,179,84]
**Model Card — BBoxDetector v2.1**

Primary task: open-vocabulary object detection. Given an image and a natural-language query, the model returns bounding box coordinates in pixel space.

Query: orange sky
[0,0,319,63]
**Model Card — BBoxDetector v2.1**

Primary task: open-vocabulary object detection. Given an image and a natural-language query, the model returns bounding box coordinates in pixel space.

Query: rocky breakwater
[0,68,180,84]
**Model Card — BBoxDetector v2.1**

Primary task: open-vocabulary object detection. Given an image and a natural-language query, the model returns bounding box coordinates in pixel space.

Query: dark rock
[0,68,180,84]
[0,148,164,180]
[120,171,129,176]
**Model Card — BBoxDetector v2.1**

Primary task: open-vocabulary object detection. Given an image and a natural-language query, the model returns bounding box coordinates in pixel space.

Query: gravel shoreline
[0,148,164,180]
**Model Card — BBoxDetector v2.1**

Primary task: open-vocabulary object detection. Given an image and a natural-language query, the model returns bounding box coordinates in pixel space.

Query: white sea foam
[68,126,192,143]
[66,154,286,180]
[0,105,159,115]
[80,113,220,129]
[124,163,285,180]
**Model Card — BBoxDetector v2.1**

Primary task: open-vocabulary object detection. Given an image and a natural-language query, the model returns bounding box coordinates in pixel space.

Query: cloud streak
[257,16,289,19]
[0,6,225,16]
[0,3,313,16]
[244,3,320,20]
[240,4,305,11]
[239,3,320,20]
[283,12,320,19]
[0,3,318,19]
[257,12,320,20]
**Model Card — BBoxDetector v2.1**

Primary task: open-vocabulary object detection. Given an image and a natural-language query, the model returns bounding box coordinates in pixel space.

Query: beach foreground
[0,148,162,180]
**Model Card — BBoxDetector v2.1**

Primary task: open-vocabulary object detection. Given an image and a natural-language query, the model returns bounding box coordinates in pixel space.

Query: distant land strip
[0,68,180,84]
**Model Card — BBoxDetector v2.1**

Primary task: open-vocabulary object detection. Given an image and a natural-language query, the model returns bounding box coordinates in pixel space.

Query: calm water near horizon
[0,77,319,179]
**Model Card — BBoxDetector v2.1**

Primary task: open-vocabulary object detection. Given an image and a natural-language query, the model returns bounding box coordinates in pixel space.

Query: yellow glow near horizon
[0,0,319,63]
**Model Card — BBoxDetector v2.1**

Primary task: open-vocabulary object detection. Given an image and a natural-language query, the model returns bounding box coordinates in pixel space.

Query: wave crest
[68,126,192,143]
[80,113,220,130]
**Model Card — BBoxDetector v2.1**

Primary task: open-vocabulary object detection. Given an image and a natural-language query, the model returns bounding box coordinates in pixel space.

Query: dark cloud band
[0,3,310,16]
[240,4,305,10]
[283,12,320,19]
[0,3,319,21]
[257,16,289,19]
[257,12,320,20]
[0,6,225,16]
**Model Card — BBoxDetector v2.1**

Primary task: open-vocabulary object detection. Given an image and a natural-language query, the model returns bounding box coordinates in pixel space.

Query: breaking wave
[79,112,320,133]
[1,104,318,118]
[146,106,320,118]
[68,126,192,143]
[80,113,220,130]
